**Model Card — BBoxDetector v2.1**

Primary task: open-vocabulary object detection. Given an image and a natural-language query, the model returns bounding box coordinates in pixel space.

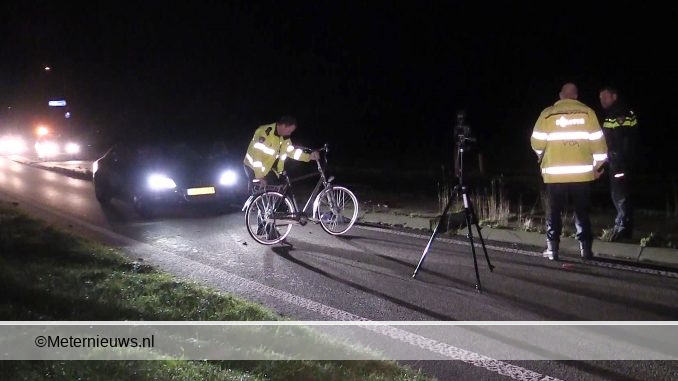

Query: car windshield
[135,139,233,164]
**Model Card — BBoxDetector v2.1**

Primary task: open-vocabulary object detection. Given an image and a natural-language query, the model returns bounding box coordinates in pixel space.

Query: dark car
[92,139,247,217]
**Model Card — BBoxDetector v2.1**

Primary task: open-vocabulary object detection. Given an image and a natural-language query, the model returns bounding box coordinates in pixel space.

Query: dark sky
[2,2,677,173]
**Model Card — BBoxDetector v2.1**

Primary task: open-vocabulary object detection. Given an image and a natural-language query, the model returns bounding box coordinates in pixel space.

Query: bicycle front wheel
[245,191,294,245]
[315,186,359,235]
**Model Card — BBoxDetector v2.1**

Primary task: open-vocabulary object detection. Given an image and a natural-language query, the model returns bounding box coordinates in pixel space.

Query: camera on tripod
[454,109,476,146]
[413,109,494,292]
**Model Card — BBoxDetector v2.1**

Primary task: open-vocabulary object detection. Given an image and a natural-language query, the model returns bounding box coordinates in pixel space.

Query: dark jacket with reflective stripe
[600,101,638,176]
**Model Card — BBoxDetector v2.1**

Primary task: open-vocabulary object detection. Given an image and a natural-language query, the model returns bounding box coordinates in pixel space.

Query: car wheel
[93,176,112,204]
[132,194,153,218]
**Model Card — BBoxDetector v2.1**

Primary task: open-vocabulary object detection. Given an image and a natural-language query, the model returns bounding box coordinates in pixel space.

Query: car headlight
[65,142,80,154]
[147,174,176,190]
[35,141,59,157]
[219,169,238,186]
[0,136,27,154]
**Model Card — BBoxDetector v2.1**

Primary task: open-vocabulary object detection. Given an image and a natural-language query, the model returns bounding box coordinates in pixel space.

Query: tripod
[412,134,495,292]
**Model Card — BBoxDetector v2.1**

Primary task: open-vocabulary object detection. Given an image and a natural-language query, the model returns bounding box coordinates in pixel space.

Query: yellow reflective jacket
[243,123,311,179]
[531,99,608,183]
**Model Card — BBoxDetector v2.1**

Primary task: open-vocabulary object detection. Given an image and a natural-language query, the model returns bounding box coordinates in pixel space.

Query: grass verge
[0,201,434,381]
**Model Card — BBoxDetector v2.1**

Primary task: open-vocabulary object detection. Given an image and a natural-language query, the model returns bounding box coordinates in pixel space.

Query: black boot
[580,240,593,260]
[543,240,559,261]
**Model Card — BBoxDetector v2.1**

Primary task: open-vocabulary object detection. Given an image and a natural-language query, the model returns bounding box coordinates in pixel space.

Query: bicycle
[242,143,359,245]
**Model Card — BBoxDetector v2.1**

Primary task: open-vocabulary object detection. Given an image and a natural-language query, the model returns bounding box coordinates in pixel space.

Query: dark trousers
[610,174,633,231]
[545,182,592,243]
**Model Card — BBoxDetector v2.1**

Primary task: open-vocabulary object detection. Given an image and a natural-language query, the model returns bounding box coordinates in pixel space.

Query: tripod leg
[463,200,482,292]
[474,223,494,271]
[466,196,495,272]
[412,196,453,278]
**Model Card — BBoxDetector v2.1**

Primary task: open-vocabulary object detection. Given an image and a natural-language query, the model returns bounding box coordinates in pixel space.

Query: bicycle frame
[280,159,335,223]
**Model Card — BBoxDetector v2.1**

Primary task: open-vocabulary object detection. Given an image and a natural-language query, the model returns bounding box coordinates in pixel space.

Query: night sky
[2,2,677,174]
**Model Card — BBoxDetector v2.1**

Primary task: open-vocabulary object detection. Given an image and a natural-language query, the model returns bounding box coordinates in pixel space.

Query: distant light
[36,126,50,136]
[44,66,51,71]
[35,141,59,158]
[64,112,71,119]
[65,142,80,154]
[48,100,67,107]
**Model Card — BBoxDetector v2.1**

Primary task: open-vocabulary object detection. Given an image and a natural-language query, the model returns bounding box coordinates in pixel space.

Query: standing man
[243,115,319,189]
[531,83,608,261]
[599,86,638,241]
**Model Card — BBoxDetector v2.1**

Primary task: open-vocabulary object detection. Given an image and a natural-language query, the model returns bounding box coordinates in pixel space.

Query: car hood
[141,154,240,187]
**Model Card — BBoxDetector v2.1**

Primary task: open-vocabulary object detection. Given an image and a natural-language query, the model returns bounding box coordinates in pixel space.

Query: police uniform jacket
[531,99,608,183]
[243,123,311,179]
[601,101,638,176]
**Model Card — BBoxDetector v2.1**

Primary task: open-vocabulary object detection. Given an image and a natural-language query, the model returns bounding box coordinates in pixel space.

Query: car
[0,133,29,156]
[92,138,247,217]
[34,135,82,160]
[31,125,84,161]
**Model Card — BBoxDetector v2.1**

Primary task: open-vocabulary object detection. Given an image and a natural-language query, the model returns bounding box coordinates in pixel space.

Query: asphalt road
[1,156,676,381]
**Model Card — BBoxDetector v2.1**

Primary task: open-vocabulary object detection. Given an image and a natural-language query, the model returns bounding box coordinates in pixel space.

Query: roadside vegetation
[436,175,678,249]
[0,201,434,381]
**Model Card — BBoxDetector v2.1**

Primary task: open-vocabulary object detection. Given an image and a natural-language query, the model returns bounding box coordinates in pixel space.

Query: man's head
[559,82,578,100]
[599,86,618,110]
[276,115,297,137]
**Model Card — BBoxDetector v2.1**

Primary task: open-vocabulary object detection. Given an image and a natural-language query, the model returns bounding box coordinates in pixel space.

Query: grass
[0,201,435,381]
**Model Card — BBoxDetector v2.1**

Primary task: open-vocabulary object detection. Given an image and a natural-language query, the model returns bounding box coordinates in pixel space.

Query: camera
[455,109,475,143]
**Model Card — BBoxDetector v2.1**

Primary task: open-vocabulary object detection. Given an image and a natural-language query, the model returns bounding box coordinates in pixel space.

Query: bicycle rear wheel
[245,191,294,245]
[315,186,359,235]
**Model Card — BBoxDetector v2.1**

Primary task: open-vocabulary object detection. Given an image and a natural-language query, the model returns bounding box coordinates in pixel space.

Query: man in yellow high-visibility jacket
[243,115,319,188]
[531,83,608,261]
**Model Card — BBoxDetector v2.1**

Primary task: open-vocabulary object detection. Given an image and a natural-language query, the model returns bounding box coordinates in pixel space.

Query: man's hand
[309,151,320,161]
[594,166,605,180]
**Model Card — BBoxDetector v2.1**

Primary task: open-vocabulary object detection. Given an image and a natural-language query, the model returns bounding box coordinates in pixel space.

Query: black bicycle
[242,143,359,245]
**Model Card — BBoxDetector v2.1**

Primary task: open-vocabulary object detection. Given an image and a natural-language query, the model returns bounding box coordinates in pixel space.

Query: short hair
[599,86,618,95]
[560,82,578,100]
[277,115,297,126]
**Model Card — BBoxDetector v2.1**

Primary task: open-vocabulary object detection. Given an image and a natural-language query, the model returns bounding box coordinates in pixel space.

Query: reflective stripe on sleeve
[253,142,276,156]
[593,153,608,162]
[245,154,266,172]
[589,130,604,140]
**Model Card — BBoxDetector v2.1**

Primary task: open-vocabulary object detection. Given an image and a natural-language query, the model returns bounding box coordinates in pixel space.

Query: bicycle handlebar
[303,143,329,153]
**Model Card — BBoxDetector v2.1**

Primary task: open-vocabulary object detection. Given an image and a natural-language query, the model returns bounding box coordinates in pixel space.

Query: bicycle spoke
[317,186,358,235]
[245,191,294,245]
